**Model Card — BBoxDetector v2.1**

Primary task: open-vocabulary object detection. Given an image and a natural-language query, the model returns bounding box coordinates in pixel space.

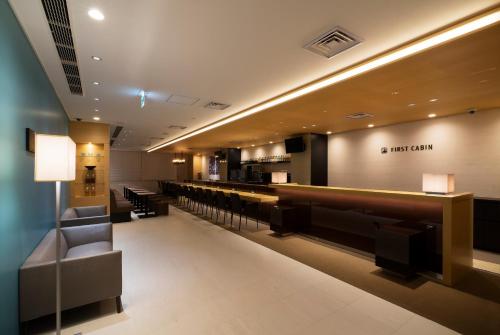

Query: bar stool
[215,191,230,224]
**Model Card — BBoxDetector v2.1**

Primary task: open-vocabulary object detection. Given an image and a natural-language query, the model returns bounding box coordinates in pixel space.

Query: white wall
[110,151,189,192]
[328,109,500,198]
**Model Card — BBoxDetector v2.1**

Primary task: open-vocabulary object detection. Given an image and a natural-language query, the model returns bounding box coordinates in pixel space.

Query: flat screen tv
[285,136,305,153]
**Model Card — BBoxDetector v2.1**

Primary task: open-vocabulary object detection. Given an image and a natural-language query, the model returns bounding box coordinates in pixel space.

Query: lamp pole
[55,180,61,335]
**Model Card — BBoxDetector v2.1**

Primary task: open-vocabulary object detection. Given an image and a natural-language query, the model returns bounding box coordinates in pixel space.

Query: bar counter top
[270,183,473,202]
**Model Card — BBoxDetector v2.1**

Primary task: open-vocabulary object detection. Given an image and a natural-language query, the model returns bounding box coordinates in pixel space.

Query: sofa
[110,189,134,223]
[19,223,122,325]
[61,205,110,227]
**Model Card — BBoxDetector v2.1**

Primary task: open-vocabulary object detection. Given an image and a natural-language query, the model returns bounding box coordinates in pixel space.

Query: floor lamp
[34,134,76,335]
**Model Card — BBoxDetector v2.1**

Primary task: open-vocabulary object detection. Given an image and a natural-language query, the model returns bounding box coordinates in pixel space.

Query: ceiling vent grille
[204,101,231,110]
[304,26,361,59]
[111,126,123,139]
[41,0,83,95]
[345,112,373,119]
[168,125,187,130]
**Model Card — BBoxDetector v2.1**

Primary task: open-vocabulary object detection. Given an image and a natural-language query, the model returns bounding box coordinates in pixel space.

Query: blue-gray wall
[0,1,69,333]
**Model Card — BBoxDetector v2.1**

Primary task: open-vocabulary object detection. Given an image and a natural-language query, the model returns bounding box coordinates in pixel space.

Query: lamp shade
[422,173,455,194]
[35,134,76,182]
[272,171,287,184]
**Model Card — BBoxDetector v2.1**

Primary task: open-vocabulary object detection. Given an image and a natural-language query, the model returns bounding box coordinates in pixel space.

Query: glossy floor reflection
[36,207,457,335]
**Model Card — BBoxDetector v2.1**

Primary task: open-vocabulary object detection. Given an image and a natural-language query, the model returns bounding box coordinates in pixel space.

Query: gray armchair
[61,205,110,227]
[19,223,122,324]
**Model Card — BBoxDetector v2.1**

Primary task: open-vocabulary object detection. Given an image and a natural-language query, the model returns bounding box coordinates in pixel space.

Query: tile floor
[51,207,457,335]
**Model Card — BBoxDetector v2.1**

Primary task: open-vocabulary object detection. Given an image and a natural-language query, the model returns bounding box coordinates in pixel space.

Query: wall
[110,150,192,193]
[69,122,110,213]
[0,1,69,333]
[328,109,500,198]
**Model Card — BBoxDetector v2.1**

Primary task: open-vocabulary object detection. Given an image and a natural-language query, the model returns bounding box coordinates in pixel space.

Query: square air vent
[304,26,361,59]
[167,95,199,105]
[204,101,231,110]
[168,125,187,130]
[346,112,373,119]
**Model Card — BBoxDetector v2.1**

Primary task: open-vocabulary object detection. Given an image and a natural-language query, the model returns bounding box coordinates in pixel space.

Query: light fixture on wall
[422,173,455,194]
[34,134,76,335]
[172,152,186,164]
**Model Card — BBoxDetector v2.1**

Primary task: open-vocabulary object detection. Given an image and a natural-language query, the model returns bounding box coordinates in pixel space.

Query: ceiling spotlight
[391,91,399,95]
[428,113,437,118]
[408,103,416,107]
[368,124,374,128]
[88,8,104,21]
[94,98,100,101]
[429,98,439,102]
[251,144,255,147]
[311,124,317,127]
[92,81,100,85]
[302,126,307,129]
[91,56,102,61]
[269,141,273,144]
[326,131,332,135]
[93,116,100,121]
[94,109,99,112]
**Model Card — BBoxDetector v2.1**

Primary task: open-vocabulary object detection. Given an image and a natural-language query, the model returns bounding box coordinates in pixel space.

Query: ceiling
[164,21,500,152]
[8,0,500,150]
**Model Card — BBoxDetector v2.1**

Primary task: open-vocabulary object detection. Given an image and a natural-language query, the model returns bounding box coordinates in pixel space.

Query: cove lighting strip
[147,9,500,152]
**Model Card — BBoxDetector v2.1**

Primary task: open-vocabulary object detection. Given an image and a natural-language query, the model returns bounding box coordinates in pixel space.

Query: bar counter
[271,184,473,286]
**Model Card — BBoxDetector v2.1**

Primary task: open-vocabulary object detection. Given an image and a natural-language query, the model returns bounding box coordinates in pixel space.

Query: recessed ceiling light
[302,126,307,129]
[88,8,104,21]
[368,124,374,128]
[408,103,416,107]
[94,109,99,112]
[311,124,317,127]
[429,98,439,102]
[326,131,332,135]
[391,91,399,95]
[93,116,100,121]
[428,113,437,118]
[269,141,273,144]
[251,144,255,147]
[147,9,500,152]
[94,98,100,101]
[236,147,240,149]
[91,56,102,61]
[93,81,100,85]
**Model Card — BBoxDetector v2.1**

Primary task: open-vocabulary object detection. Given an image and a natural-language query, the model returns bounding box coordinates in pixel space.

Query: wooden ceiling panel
[163,22,500,153]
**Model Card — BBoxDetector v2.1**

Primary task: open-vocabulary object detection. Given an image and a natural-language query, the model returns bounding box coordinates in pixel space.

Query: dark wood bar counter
[271,184,473,286]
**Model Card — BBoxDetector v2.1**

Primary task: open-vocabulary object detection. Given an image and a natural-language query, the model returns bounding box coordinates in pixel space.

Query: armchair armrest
[61,222,112,248]
[61,215,110,227]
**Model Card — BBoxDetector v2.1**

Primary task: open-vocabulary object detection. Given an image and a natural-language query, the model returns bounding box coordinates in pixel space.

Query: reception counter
[271,184,473,286]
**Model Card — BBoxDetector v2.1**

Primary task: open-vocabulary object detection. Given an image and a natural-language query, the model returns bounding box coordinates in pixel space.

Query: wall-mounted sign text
[381,144,433,154]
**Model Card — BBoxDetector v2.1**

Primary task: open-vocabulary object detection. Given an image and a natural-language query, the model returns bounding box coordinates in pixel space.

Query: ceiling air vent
[111,126,123,139]
[204,101,231,110]
[41,0,83,95]
[304,26,361,59]
[346,112,373,119]
[168,125,187,130]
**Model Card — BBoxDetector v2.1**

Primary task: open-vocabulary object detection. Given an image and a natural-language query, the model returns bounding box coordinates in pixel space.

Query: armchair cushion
[66,241,112,259]
[74,205,106,218]
[61,223,112,249]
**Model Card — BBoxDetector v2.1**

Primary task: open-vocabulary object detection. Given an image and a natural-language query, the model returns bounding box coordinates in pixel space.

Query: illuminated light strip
[147,10,500,152]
